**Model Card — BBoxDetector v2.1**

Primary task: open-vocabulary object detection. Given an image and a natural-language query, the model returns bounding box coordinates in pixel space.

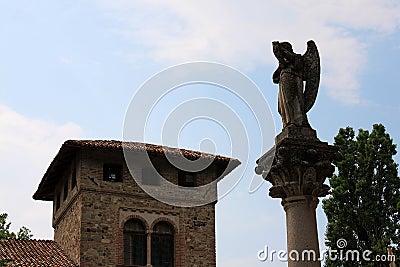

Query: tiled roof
[63,140,235,161]
[0,239,77,267]
[33,140,241,201]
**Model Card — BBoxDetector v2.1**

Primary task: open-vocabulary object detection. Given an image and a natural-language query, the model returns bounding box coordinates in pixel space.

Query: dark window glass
[178,171,196,187]
[123,219,147,266]
[63,181,68,201]
[55,193,60,210]
[151,222,174,267]
[103,164,122,182]
[71,168,77,188]
[142,168,160,186]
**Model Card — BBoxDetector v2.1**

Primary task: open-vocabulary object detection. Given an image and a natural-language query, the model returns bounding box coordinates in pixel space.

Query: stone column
[284,196,320,266]
[256,126,340,267]
[146,230,152,267]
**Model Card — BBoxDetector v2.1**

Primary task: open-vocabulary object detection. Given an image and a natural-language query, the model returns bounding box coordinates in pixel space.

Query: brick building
[25,140,240,267]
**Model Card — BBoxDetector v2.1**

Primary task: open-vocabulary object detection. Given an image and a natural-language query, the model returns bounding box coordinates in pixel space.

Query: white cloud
[97,0,400,105]
[59,56,71,65]
[297,0,400,33]
[0,104,83,239]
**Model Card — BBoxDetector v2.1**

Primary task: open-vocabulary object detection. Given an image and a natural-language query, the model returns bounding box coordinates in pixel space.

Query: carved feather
[302,40,320,113]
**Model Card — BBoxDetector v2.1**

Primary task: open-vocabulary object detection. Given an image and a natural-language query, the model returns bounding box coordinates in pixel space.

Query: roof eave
[33,140,241,201]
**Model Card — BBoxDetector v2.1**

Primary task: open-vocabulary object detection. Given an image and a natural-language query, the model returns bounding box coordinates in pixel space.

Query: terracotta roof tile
[63,140,234,161]
[0,239,77,267]
[33,140,241,201]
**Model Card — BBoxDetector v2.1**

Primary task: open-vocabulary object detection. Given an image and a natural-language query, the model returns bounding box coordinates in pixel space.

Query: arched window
[151,222,174,267]
[123,219,147,266]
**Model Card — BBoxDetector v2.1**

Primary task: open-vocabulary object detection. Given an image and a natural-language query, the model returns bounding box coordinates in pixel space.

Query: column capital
[256,128,341,201]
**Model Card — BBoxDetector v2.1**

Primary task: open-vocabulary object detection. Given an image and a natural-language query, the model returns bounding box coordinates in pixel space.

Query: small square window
[103,164,122,182]
[142,168,160,186]
[178,171,196,187]
[71,168,77,189]
[55,193,60,210]
[63,181,68,201]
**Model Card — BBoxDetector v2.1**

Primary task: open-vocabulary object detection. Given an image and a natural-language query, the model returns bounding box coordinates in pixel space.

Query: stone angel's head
[279,42,293,53]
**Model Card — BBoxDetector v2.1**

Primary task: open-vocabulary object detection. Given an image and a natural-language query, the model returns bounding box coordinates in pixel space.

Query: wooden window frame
[103,163,123,182]
[123,219,147,266]
[151,222,174,267]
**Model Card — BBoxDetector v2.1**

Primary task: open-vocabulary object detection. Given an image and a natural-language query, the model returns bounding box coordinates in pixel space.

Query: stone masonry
[33,140,240,267]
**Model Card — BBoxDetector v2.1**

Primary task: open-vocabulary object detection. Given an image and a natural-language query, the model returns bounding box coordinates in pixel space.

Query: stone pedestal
[256,126,340,267]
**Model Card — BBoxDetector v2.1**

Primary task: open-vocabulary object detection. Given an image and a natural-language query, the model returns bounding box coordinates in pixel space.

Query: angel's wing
[302,40,320,113]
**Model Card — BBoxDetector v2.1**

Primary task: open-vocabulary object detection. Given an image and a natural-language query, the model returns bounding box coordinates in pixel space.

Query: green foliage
[17,226,32,240]
[0,213,33,266]
[323,124,400,267]
[0,214,16,240]
[0,259,12,267]
[0,213,33,241]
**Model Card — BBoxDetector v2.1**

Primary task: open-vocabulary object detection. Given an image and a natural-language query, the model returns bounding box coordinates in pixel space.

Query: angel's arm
[272,42,285,63]
[280,48,296,63]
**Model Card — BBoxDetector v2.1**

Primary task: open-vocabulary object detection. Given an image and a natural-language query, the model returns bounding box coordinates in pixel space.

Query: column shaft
[147,232,152,267]
[284,196,320,267]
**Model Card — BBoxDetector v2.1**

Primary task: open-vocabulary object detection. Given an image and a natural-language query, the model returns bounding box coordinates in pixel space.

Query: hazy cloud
[97,0,400,105]
[0,104,82,238]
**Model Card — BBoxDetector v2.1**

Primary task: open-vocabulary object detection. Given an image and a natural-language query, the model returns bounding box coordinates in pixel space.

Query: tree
[0,214,16,240]
[0,213,32,240]
[323,124,400,267]
[0,213,33,266]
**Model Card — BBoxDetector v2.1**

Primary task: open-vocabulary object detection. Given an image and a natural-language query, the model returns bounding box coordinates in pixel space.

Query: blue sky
[1,1,400,266]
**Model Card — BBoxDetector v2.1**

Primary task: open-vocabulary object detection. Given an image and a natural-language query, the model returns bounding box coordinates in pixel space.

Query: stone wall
[54,194,82,265]
[54,148,219,267]
[181,205,216,266]
[53,155,82,265]
[77,192,217,267]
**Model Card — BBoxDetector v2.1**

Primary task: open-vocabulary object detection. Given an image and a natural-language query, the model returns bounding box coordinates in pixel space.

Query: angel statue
[272,40,320,129]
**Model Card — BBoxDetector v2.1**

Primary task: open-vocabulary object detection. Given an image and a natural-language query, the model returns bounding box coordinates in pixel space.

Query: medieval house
[0,140,240,267]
